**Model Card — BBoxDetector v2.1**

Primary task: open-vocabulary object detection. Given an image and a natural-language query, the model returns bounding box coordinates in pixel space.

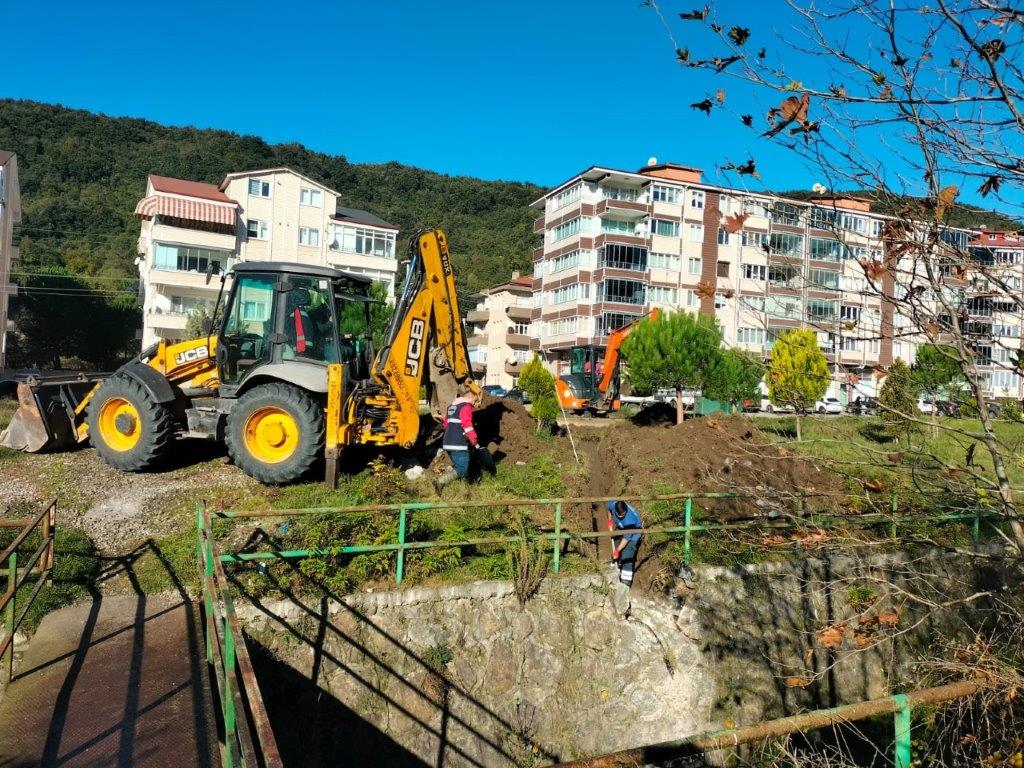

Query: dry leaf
[764,93,810,137]
[877,611,899,627]
[679,6,709,21]
[818,625,846,649]
[978,175,1001,197]
[888,452,904,464]
[696,281,716,299]
[785,676,811,688]
[676,48,690,64]
[715,88,726,104]
[691,98,714,115]
[727,26,750,46]
[741,114,753,127]
[853,632,874,649]
[863,478,884,493]
[722,212,749,233]
[757,47,766,59]
[934,185,959,221]
[803,647,815,665]
[981,39,1006,61]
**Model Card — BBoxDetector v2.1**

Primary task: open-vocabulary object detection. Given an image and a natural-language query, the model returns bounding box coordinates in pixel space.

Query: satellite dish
[812,182,827,194]
[647,156,658,167]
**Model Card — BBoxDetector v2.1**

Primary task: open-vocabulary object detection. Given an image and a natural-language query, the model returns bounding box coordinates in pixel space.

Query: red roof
[149,174,235,203]
[511,276,533,287]
[0,150,14,166]
[970,229,1024,248]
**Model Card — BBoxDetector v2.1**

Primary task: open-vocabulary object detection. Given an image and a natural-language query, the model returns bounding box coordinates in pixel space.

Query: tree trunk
[795,413,802,442]
[675,386,684,425]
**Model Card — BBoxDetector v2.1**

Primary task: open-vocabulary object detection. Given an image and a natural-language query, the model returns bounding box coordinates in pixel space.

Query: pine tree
[704,348,765,413]
[518,355,560,430]
[879,359,920,444]
[767,328,830,441]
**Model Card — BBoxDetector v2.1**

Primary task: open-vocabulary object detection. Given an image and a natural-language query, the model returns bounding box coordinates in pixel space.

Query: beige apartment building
[529,161,990,403]
[0,150,21,369]
[466,274,534,389]
[135,168,398,346]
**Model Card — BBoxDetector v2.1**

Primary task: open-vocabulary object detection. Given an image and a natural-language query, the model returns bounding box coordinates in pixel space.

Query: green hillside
[0,99,542,367]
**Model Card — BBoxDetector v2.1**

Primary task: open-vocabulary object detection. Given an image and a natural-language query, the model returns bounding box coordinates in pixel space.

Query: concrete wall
[237,546,1009,767]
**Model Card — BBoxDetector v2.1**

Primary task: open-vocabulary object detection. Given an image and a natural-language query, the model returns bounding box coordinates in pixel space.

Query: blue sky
[3,0,1014,211]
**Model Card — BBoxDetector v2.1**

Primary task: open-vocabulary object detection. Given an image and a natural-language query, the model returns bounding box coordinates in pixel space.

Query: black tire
[86,374,176,471]
[818,406,826,414]
[225,383,324,484]
[765,404,774,413]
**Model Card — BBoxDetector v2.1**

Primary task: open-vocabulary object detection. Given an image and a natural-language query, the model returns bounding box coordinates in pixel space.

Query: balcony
[148,268,226,290]
[467,309,489,323]
[506,305,532,321]
[467,334,487,348]
[146,310,188,331]
[506,333,531,348]
[505,360,525,375]
[595,199,648,218]
[534,216,546,233]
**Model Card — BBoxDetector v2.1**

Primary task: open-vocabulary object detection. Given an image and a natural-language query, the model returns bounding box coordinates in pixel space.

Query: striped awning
[134,195,237,226]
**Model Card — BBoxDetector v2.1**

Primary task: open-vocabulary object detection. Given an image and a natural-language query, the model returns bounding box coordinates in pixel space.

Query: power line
[10,271,138,282]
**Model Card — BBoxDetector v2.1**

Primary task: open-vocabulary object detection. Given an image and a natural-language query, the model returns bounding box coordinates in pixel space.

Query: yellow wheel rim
[98,397,142,452]
[243,407,300,464]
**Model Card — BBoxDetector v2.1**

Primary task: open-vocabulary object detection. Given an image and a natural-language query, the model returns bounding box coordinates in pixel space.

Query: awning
[134,195,237,227]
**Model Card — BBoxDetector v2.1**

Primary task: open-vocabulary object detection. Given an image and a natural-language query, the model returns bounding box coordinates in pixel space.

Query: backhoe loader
[1,229,481,485]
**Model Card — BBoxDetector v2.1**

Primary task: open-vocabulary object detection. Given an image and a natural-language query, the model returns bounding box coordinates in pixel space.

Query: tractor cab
[217,262,376,396]
[555,344,608,412]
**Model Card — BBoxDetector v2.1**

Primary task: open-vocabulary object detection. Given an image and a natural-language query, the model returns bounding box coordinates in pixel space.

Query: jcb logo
[175,346,210,366]
[404,319,426,377]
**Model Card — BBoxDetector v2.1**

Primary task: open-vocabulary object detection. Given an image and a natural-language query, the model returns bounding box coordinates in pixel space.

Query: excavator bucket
[0,374,106,453]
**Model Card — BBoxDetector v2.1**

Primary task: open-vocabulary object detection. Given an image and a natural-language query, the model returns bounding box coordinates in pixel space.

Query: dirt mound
[597,415,846,519]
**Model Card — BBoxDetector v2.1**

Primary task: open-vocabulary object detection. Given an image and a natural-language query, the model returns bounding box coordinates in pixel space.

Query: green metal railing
[197,506,283,768]
[1,500,56,683]
[208,490,1008,585]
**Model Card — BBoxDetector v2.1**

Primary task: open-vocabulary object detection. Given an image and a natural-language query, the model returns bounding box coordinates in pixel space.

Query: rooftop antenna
[812,182,827,194]
[647,156,658,167]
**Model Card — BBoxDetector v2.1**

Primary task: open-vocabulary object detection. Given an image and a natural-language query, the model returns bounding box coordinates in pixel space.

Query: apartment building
[0,150,20,370]
[466,273,534,389]
[135,168,398,346]
[529,161,986,402]
[220,169,399,294]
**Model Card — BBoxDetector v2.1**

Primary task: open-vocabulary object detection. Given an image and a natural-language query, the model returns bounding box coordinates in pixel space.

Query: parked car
[505,387,531,404]
[814,398,843,415]
[845,396,879,415]
[482,385,508,398]
[761,400,794,413]
[917,398,937,415]
[741,398,761,413]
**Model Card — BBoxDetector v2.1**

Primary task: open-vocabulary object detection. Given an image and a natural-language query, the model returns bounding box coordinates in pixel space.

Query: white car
[813,398,843,414]
[761,399,794,413]
[917,399,936,415]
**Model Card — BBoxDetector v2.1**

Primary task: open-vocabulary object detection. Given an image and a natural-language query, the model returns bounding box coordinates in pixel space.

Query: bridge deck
[0,593,219,768]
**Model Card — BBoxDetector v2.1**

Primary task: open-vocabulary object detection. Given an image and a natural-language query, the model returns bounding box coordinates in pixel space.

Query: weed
[846,584,878,611]
[507,512,550,606]
[423,642,454,672]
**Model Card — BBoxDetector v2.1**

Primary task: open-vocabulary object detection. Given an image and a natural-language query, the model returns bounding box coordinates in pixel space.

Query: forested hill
[0,98,543,299]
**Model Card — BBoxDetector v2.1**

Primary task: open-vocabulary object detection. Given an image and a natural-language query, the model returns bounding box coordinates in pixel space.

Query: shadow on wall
[233,567,561,768]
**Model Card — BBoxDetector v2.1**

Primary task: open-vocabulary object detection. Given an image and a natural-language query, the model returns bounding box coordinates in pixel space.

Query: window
[299,187,322,207]
[554,218,582,242]
[868,338,880,354]
[648,286,677,304]
[840,305,861,322]
[597,312,641,336]
[767,295,801,318]
[744,198,771,218]
[840,336,860,351]
[600,244,647,271]
[841,212,866,233]
[807,299,838,321]
[741,231,768,248]
[871,220,884,237]
[684,289,698,307]
[689,190,705,209]
[168,296,214,315]
[688,223,704,242]
[298,227,320,247]
[841,274,868,293]
[598,278,645,305]
[548,316,580,336]
[651,219,681,237]
[549,283,588,305]
[602,186,639,202]
[649,252,680,271]
[717,261,730,278]
[809,207,837,230]
[768,264,801,288]
[810,238,845,262]
[995,249,1022,264]
[154,243,231,273]
[717,228,730,245]
[533,260,544,278]
[742,295,766,312]
[652,185,681,204]
[247,218,268,240]
[737,327,765,345]
[989,370,1020,389]
[601,218,637,236]
[688,256,702,274]
[807,268,839,290]
[551,250,581,273]
[771,202,803,226]
[714,293,729,310]
[993,324,1021,338]
[331,224,396,258]
[770,232,804,257]
[553,183,583,209]
[248,179,271,197]
[512,321,530,335]
[743,264,767,281]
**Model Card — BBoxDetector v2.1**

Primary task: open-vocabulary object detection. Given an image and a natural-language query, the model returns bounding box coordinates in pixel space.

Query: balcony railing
[466,309,489,323]
[506,333,531,348]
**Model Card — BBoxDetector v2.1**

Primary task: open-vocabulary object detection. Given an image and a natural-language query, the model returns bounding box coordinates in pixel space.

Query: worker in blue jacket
[607,500,643,587]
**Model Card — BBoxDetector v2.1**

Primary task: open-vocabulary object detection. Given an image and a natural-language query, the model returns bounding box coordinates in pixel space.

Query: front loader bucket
[0,374,107,453]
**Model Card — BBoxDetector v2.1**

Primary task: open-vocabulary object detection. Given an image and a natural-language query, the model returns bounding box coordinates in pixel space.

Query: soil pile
[594,414,847,519]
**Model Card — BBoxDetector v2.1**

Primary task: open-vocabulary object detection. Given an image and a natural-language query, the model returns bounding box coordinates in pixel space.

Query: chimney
[511,270,520,280]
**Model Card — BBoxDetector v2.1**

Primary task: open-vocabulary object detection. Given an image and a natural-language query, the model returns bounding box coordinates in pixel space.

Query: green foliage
[620,311,722,394]
[704,348,764,411]
[2,99,542,367]
[912,344,962,398]
[879,359,920,442]
[184,305,213,340]
[766,328,829,412]
[518,355,559,427]
[7,267,140,369]
[423,643,454,672]
[1001,399,1023,423]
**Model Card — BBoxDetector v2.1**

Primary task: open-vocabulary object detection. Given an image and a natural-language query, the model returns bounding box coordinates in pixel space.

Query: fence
[0,500,56,683]
[196,505,283,768]
[207,490,1008,586]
